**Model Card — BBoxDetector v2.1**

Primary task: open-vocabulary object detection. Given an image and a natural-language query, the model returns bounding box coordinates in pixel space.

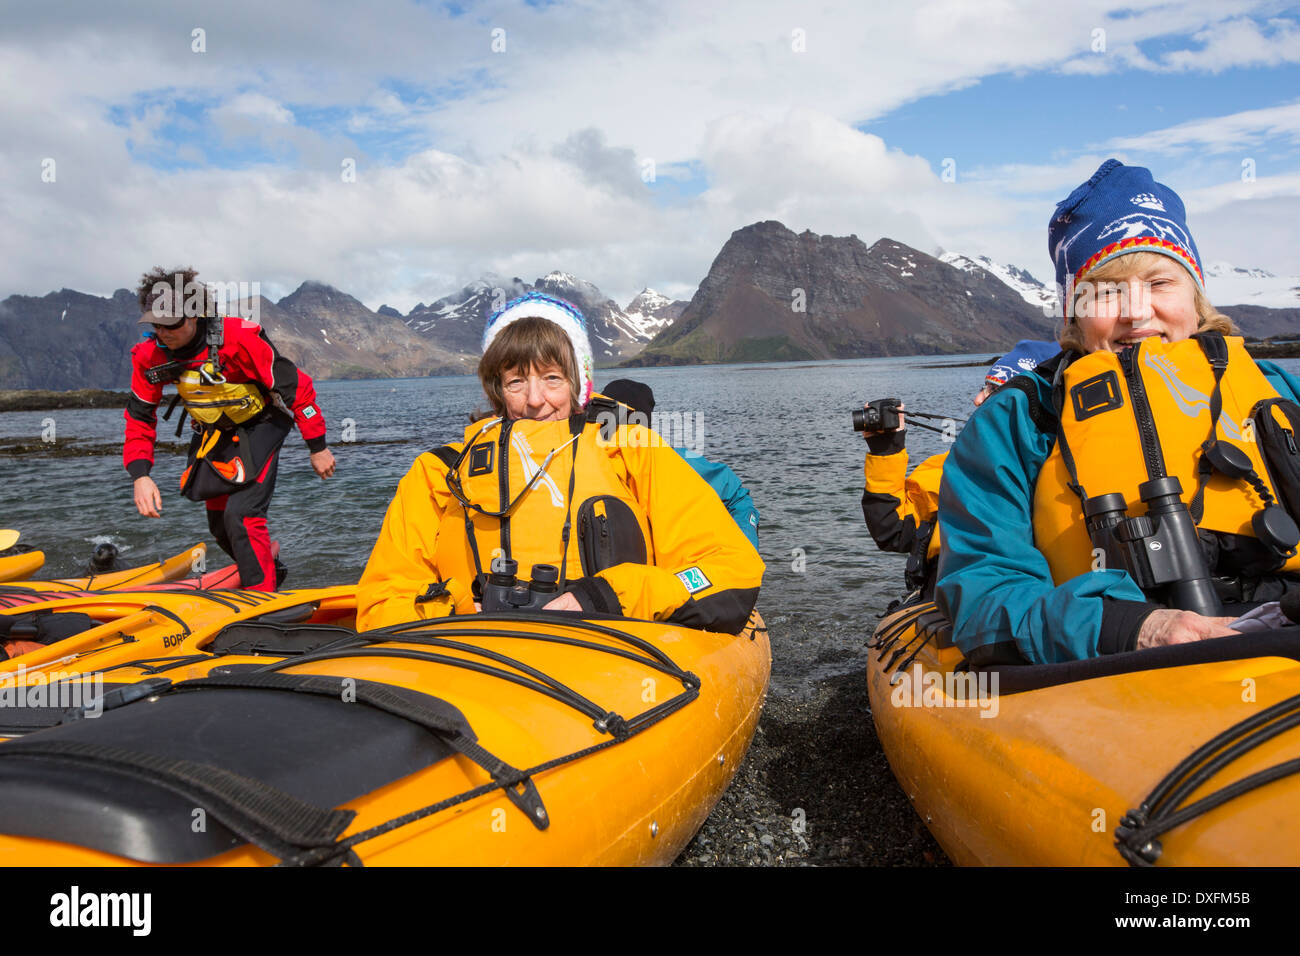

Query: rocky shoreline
[674,670,949,867]
[0,389,129,413]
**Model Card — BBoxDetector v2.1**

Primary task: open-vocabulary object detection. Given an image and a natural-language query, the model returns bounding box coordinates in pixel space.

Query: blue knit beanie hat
[986,339,1060,388]
[483,292,595,409]
[1048,159,1205,310]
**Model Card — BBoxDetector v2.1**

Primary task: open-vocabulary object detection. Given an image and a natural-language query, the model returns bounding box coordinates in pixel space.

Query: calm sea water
[9,355,1300,694]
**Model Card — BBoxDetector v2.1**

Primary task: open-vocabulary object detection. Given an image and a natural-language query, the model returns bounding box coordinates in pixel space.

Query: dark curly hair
[135,266,214,317]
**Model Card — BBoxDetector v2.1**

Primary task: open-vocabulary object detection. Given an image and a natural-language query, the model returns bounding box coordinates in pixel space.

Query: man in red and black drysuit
[124,268,335,590]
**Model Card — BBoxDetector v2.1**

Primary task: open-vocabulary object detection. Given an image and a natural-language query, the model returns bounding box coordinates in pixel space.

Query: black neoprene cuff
[305,436,329,454]
[1099,597,1163,654]
[126,459,153,479]
[566,576,621,614]
[865,430,906,456]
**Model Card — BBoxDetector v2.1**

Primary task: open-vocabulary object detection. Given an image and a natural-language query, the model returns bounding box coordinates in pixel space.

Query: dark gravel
[674,670,950,867]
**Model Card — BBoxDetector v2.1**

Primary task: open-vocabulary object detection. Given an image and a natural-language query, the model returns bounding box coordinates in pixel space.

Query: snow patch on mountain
[940,252,1057,314]
[622,288,683,338]
[1204,262,1300,309]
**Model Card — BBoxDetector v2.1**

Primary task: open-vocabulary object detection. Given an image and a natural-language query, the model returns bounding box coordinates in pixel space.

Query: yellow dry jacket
[357,403,764,633]
[1033,334,1300,583]
[177,362,267,427]
[863,451,945,561]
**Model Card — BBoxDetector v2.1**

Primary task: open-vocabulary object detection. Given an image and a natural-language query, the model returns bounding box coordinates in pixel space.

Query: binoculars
[1084,476,1224,617]
[480,558,562,613]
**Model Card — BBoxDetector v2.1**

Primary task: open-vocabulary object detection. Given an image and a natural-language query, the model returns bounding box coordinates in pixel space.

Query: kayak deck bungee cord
[0,593,769,866]
[867,598,1300,866]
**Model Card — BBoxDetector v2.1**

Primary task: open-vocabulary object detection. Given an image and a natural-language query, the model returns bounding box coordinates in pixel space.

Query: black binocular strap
[1050,356,1090,506]
[556,440,580,592]
[1188,332,1230,524]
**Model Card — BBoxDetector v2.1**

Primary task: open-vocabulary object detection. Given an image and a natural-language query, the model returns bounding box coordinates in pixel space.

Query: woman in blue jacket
[937,160,1300,665]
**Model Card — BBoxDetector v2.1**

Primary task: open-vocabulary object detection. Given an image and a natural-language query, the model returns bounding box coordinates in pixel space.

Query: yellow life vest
[433,412,652,588]
[906,452,945,561]
[176,362,267,426]
[1033,334,1300,584]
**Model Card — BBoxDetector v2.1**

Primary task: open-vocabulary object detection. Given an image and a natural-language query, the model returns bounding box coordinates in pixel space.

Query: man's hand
[133,476,162,517]
[310,448,336,479]
[1136,609,1239,650]
[543,592,583,612]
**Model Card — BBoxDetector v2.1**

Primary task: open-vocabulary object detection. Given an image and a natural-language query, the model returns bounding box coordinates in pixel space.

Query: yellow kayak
[3,542,205,591]
[0,596,769,866]
[0,551,44,584]
[867,599,1300,866]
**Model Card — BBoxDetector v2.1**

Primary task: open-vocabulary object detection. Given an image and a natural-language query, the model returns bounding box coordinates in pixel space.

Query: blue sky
[4,0,1300,310]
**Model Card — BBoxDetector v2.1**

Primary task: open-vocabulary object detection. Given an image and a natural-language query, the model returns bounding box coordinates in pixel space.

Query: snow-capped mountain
[404,272,662,363]
[940,252,1057,315]
[940,251,1300,314]
[531,271,643,359]
[623,288,686,338]
[1204,262,1300,309]
[405,274,530,354]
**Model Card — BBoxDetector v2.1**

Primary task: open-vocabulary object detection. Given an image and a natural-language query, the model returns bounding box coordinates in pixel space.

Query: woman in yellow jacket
[860,341,1058,596]
[357,293,764,633]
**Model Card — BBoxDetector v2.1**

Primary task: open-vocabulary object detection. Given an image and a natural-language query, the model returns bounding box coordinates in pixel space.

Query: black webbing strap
[430,445,460,470]
[1049,353,1089,504]
[279,668,701,868]
[1115,691,1300,865]
[1189,331,1229,524]
[176,671,550,830]
[159,393,188,438]
[0,738,355,861]
[557,439,580,590]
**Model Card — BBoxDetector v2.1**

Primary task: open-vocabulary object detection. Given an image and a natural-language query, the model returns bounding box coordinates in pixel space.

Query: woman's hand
[133,476,162,517]
[862,402,906,440]
[1136,608,1239,649]
[542,592,582,612]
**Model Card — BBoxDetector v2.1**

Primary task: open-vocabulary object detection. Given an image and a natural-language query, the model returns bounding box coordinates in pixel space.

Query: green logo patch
[676,566,711,594]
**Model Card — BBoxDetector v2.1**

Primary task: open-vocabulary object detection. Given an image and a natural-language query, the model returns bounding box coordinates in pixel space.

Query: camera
[480,558,562,613]
[1083,476,1223,617]
[852,397,902,433]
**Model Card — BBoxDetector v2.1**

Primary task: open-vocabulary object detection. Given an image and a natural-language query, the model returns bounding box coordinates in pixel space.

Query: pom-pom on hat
[482,292,595,409]
[1048,159,1205,309]
[986,339,1060,388]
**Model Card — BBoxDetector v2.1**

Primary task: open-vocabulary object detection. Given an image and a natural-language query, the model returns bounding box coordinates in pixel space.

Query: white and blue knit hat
[482,292,595,409]
[1049,159,1205,309]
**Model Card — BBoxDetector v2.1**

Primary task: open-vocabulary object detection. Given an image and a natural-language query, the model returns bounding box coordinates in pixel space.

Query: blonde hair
[1059,251,1235,353]
[477,316,581,418]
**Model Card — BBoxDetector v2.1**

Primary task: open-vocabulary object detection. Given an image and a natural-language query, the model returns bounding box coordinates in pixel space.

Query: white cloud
[1,0,1299,314]
[1105,101,1300,154]
[1161,16,1300,73]
[216,92,294,125]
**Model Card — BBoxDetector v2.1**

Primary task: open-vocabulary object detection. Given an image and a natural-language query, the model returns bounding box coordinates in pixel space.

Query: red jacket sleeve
[230,319,328,451]
[123,338,165,478]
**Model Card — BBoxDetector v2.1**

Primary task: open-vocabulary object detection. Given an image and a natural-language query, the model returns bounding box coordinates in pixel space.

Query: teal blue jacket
[676,447,760,550]
[935,356,1300,665]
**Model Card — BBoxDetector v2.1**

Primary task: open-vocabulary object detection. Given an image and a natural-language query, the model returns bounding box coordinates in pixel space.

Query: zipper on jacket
[498,419,513,560]
[1119,345,1167,481]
